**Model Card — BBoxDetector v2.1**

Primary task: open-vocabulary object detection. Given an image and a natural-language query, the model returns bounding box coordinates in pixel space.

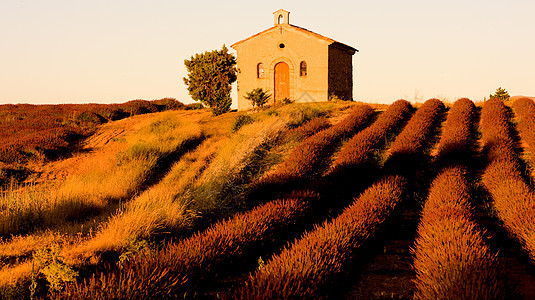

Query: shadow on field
[8,135,207,238]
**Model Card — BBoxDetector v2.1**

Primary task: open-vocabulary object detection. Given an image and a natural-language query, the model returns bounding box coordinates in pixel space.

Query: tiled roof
[231,24,357,53]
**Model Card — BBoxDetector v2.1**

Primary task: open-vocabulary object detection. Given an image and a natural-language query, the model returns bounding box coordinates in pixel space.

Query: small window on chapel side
[300,61,307,76]
[257,63,265,78]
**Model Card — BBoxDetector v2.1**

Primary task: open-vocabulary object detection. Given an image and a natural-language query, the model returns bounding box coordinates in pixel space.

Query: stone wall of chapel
[234,25,330,110]
[328,45,354,101]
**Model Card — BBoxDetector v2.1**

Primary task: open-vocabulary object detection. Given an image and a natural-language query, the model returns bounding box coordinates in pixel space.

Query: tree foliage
[489,87,510,101]
[183,45,237,115]
[244,88,271,109]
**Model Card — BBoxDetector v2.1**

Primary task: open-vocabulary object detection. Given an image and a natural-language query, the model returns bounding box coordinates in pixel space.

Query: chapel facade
[231,9,357,111]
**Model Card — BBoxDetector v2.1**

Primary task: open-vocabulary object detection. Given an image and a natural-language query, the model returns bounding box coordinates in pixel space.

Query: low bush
[121,100,159,116]
[232,115,255,132]
[389,98,445,157]
[97,105,128,121]
[0,113,204,237]
[480,98,535,261]
[244,88,271,109]
[234,101,442,298]
[413,166,508,299]
[285,117,331,141]
[331,99,412,170]
[412,98,508,299]
[248,105,374,202]
[152,98,187,111]
[0,99,187,166]
[435,98,476,164]
[58,191,319,299]
[235,175,406,299]
[269,105,375,180]
[185,103,205,110]
[73,111,106,125]
[512,97,535,162]
[385,98,445,174]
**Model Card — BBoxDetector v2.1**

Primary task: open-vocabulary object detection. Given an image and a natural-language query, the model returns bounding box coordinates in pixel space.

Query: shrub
[282,97,294,104]
[152,98,186,111]
[185,103,204,110]
[389,99,445,156]
[269,105,375,180]
[232,115,255,132]
[120,100,159,116]
[332,99,412,170]
[435,98,477,166]
[480,98,535,261]
[413,166,508,299]
[247,105,374,202]
[34,246,78,292]
[386,98,445,174]
[58,192,319,299]
[0,100,183,166]
[0,104,85,165]
[244,88,271,109]
[489,87,510,102]
[73,111,106,125]
[512,97,535,160]
[285,117,331,141]
[235,175,406,299]
[97,106,128,121]
[183,45,236,115]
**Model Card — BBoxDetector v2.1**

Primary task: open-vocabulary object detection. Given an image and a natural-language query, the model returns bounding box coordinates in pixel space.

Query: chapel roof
[230,12,357,54]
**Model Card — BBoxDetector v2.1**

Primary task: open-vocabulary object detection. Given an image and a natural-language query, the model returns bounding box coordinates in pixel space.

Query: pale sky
[1,0,534,106]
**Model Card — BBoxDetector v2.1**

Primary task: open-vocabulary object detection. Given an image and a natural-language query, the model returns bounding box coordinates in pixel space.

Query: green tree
[244,88,271,109]
[489,87,510,101]
[183,45,237,115]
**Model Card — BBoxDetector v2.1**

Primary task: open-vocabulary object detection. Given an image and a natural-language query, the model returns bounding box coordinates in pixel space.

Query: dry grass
[191,114,289,213]
[7,98,533,298]
[0,111,207,295]
[57,192,319,299]
[0,99,185,189]
[0,111,204,238]
[0,104,330,295]
[57,111,203,202]
[68,137,224,261]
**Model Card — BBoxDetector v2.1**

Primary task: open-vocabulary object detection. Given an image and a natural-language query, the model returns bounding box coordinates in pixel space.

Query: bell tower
[273,9,290,25]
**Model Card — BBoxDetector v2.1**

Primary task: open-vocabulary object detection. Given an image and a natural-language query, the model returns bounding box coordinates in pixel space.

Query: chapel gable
[231,10,357,111]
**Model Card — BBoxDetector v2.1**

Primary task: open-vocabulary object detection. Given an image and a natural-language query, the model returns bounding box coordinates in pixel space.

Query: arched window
[300,61,307,76]
[257,63,265,78]
[278,14,284,24]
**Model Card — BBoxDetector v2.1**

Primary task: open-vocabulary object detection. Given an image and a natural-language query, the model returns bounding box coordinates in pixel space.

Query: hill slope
[1,99,535,299]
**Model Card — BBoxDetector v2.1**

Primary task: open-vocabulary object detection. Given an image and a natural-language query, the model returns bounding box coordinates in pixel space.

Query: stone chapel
[231,9,357,110]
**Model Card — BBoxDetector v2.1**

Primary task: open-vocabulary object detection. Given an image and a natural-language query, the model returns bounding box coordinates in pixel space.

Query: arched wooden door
[274,62,290,103]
